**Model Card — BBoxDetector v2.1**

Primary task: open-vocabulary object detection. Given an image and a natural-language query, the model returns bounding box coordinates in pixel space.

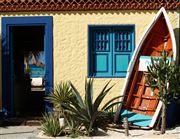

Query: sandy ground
[0,126,180,139]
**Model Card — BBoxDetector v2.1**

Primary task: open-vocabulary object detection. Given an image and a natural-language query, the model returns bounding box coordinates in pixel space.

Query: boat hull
[116,7,177,128]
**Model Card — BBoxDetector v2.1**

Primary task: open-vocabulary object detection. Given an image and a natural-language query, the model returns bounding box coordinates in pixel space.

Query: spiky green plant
[61,78,123,136]
[146,50,180,134]
[45,82,73,117]
[41,113,66,137]
[65,115,85,138]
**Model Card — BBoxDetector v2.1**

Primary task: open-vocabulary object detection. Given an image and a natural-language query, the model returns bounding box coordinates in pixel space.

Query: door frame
[2,16,53,115]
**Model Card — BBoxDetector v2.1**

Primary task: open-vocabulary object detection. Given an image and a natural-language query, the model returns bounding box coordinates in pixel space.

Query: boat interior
[122,13,173,117]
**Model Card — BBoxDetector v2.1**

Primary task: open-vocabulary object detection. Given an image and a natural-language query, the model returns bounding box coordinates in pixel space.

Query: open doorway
[10,26,45,117]
[2,16,53,118]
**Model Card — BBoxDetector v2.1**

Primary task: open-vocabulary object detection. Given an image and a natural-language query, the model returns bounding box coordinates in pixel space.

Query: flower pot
[59,117,65,127]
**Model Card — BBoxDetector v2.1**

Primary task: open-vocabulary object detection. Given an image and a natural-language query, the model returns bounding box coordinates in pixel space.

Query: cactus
[146,50,180,134]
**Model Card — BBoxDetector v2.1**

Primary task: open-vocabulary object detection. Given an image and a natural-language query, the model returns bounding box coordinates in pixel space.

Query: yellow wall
[0,10,179,109]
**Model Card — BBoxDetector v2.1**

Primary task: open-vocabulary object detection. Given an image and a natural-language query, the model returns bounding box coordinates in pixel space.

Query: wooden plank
[133,75,146,109]
[125,66,139,108]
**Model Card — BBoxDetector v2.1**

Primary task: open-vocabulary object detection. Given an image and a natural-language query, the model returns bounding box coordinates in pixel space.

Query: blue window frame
[88,25,135,78]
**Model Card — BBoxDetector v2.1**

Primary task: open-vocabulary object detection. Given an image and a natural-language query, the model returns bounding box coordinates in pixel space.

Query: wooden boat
[115,7,177,128]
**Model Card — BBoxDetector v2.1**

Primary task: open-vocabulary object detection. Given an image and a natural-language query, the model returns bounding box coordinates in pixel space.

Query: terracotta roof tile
[0,0,179,12]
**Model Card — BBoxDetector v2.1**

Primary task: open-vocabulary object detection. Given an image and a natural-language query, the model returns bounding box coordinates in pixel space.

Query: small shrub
[41,113,65,137]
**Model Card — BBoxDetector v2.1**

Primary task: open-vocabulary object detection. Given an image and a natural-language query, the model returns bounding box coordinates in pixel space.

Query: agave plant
[62,78,122,136]
[41,113,66,137]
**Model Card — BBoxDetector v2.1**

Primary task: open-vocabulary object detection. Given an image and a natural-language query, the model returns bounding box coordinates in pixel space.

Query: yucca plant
[146,50,180,134]
[41,113,66,137]
[45,82,73,117]
[62,78,123,136]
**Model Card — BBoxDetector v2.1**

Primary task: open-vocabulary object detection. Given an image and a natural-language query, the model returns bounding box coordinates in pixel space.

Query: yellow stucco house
[0,0,179,117]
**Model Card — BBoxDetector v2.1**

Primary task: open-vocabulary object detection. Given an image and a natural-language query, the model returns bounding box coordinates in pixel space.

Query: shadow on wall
[55,10,158,16]
[0,34,2,111]
[174,28,180,124]
[52,10,179,16]
[174,28,180,63]
[0,33,8,113]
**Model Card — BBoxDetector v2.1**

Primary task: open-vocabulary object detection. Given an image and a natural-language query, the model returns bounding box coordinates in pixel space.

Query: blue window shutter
[113,27,134,77]
[90,28,112,77]
[89,25,135,78]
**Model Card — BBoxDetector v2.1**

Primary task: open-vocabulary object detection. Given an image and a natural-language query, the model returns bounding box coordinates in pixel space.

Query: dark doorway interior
[10,26,45,117]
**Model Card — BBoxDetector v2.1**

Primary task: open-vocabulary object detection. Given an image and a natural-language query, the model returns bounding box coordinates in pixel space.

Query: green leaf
[69,81,85,109]
[41,113,65,137]
[101,95,124,111]
[103,101,123,111]
[146,50,180,106]
[94,80,115,111]
[85,78,94,118]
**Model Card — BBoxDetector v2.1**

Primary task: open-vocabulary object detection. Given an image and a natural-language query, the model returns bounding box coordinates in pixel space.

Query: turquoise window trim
[88,25,135,78]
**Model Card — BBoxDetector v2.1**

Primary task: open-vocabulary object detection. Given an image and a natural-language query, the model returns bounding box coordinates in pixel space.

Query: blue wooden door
[2,16,53,115]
